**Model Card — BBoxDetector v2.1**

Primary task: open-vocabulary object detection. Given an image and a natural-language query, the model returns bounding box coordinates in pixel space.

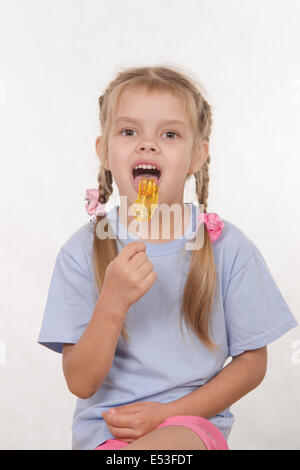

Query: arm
[62,293,125,400]
[161,346,267,419]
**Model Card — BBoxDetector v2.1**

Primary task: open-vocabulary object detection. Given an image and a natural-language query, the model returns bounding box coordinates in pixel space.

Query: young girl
[37,65,298,451]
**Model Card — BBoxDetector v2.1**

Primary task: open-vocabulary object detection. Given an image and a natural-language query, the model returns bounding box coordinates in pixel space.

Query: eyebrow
[114,116,187,128]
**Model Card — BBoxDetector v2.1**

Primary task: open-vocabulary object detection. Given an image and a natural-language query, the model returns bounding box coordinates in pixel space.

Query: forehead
[114,86,190,127]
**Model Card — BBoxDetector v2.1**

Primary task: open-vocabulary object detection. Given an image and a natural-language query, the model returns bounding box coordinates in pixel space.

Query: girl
[37,65,298,451]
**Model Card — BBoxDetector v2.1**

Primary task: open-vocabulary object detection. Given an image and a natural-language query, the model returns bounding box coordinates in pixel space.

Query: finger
[107,425,138,441]
[102,411,138,429]
[121,241,146,262]
[138,260,154,279]
[114,404,141,413]
[105,403,142,414]
[130,251,148,269]
[140,270,157,289]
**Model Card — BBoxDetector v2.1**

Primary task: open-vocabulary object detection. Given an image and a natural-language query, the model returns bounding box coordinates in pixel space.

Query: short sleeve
[37,240,98,354]
[224,240,298,357]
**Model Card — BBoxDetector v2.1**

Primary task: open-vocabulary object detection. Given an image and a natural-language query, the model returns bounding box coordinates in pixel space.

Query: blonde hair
[93,65,219,352]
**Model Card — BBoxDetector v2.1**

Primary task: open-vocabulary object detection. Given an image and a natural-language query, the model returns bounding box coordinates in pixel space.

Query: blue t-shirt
[37,202,298,450]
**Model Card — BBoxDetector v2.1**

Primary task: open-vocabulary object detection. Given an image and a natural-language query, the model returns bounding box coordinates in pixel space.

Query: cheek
[110,139,133,160]
[108,146,130,171]
[167,156,190,178]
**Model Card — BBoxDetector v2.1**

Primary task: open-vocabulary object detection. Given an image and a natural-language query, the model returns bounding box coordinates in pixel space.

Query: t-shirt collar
[106,202,199,255]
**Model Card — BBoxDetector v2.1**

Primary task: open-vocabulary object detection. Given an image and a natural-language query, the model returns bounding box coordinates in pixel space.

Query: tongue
[133,174,160,193]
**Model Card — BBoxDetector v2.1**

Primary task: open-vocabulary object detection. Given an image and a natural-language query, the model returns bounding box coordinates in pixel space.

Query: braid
[97,166,113,204]
[195,155,210,213]
[95,93,114,205]
[194,96,213,214]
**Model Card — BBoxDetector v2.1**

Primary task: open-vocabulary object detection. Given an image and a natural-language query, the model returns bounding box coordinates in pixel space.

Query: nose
[138,142,159,152]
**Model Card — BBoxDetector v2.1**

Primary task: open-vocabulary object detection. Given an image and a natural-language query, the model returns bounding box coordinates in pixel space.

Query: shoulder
[59,221,95,275]
[61,221,94,254]
[214,216,257,278]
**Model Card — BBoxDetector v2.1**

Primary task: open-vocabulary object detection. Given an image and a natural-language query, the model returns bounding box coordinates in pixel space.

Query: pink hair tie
[85,189,106,219]
[197,212,224,242]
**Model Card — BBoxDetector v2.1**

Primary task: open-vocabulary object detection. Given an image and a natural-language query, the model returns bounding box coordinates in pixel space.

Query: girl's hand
[101,401,167,443]
[100,241,157,318]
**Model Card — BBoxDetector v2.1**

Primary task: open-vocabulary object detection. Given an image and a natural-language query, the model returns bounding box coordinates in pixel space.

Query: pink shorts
[94,415,229,450]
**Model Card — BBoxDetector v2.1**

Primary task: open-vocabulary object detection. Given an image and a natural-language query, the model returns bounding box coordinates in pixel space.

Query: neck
[118,201,191,243]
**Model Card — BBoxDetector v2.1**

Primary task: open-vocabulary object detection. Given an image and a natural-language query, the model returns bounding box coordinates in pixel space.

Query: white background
[0,0,299,450]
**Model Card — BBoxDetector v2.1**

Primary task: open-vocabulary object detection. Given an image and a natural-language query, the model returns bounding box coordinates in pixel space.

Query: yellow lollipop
[133,177,159,221]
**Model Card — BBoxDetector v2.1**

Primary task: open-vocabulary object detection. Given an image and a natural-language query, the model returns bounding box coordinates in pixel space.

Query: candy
[133,177,159,221]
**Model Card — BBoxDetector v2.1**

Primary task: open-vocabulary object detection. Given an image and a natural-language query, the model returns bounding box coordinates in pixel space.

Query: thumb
[113,403,139,414]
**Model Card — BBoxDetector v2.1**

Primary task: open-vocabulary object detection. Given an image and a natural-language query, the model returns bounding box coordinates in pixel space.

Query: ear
[95,135,111,171]
[188,140,209,175]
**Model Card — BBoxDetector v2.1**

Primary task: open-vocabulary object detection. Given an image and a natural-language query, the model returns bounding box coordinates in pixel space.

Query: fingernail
[109,408,116,414]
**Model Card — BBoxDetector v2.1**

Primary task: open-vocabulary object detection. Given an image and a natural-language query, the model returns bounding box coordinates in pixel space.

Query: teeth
[134,164,158,171]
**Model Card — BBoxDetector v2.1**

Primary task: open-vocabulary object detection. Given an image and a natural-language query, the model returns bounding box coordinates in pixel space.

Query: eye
[163,131,180,139]
[120,128,180,139]
[121,128,137,137]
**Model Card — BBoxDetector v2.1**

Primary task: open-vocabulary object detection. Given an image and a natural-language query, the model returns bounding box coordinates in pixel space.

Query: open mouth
[131,167,162,194]
[132,167,161,181]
